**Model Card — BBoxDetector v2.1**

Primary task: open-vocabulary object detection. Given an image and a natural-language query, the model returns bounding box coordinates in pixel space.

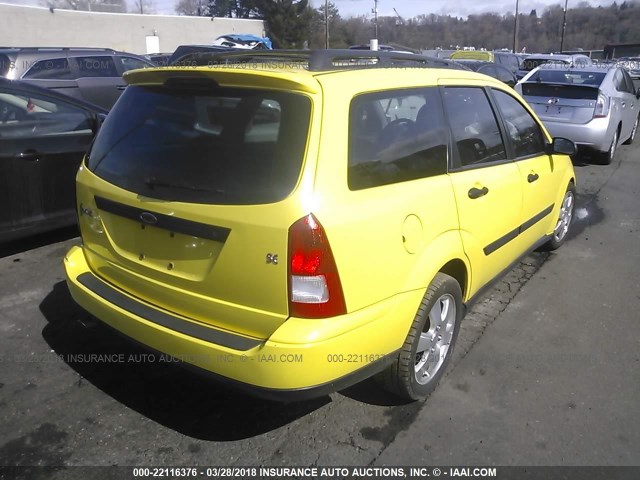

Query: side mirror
[90,112,107,135]
[636,87,640,99]
[546,137,577,156]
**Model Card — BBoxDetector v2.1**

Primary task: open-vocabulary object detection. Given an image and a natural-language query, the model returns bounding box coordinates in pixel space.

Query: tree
[204,0,259,18]
[257,0,314,48]
[131,0,156,14]
[175,0,206,15]
[309,2,341,47]
[41,0,126,12]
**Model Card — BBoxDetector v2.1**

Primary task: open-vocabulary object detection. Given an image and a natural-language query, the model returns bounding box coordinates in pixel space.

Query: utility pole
[560,0,569,52]
[325,0,329,49]
[512,0,519,53]
[373,0,378,40]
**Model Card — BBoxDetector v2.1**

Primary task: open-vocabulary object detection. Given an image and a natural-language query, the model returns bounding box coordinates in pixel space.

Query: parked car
[349,44,418,54]
[144,53,173,67]
[451,59,518,87]
[64,49,576,401]
[450,50,521,76]
[516,63,639,163]
[617,57,640,79]
[0,78,107,243]
[212,34,272,50]
[0,47,153,109]
[168,45,238,66]
[516,53,592,79]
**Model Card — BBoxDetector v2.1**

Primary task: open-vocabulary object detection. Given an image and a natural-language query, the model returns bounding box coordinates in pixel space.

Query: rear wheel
[602,128,618,165]
[542,184,575,251]
[377,273,463,401]
[623,115,639,145]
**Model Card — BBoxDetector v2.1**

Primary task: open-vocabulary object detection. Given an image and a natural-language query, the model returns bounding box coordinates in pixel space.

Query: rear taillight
[288,214,346,319]
[594,92,610,118]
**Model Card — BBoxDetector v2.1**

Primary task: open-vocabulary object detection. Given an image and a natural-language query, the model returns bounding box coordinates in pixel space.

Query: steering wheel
[379,118,414,148]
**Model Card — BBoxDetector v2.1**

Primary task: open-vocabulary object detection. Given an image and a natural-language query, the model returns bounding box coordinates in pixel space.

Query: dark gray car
[0,78,107,242]
[0,47,153,109]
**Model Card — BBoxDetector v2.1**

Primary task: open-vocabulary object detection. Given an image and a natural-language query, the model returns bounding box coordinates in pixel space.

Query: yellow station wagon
[64,50,577,401]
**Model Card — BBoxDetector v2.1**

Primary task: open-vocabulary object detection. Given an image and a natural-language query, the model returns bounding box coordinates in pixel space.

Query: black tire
[541,183,576,251]
[376,273,463,401]
[602,128,619,165]
[623,115,639,145]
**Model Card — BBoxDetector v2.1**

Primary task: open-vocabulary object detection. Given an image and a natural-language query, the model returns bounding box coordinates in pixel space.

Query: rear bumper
[64,246,419,399]
[542,116,614,152]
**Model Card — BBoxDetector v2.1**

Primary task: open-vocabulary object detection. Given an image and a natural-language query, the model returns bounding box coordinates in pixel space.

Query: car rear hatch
[77,68,317,340]
[521,82,599,124]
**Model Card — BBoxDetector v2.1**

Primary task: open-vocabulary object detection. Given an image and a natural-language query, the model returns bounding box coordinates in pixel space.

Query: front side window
[22,58,74,80]
[443,87,506,168]
[492,90,546,158]
[87,85,310,205]
[0,89,91,139]
[348,88,448,190]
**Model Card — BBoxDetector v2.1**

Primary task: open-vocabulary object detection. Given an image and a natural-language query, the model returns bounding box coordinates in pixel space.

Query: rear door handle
[527,173,539,183]
[16,150,40,161]
[468,186,489,199]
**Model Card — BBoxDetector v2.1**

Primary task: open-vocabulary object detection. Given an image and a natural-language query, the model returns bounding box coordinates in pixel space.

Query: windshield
[87,85,311,205]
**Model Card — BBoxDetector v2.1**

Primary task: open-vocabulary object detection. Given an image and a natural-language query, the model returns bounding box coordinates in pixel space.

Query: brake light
[288,214,346,318]
[594,92,610,118]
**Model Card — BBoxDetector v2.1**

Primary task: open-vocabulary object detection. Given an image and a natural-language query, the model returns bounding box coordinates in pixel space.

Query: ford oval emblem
[139,212,158,225]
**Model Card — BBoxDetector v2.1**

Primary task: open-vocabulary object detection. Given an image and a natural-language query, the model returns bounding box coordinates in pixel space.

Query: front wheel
[377,273,463,401]
[542,184,575,251]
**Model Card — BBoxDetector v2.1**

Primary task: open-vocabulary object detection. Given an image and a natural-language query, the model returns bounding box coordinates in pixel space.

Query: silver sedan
[515,64,640,164]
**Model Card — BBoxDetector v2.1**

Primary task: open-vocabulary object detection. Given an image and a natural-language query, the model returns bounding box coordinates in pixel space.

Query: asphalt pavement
[0,141,639,476]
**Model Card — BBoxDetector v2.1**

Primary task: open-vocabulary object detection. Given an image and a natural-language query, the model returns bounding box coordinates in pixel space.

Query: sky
[2,0,620,18]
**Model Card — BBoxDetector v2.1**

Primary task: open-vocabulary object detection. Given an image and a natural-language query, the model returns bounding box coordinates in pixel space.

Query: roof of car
[165,49,463,72]
[0,77,109,113]
[525,53,590,61]
[124,50,502,96]
[534,63,614,74]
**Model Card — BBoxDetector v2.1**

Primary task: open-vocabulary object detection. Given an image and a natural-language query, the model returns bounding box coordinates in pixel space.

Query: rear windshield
[521,83,599,100]
[521,59,568,71]
[525,69,606,86]
[87,85,311,205]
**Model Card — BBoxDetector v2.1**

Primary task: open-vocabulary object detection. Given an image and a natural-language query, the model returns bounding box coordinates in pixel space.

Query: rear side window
[120,56,151,72]
[492,90,545,158]
[75,56,119,78]
[348,88,448,190]
[443,87,506,168]
[87,85,310,205]
[22,58,74,80]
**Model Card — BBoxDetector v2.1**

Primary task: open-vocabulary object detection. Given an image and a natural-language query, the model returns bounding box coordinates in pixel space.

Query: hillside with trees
[183,1,639,53]
[310,1,640,52]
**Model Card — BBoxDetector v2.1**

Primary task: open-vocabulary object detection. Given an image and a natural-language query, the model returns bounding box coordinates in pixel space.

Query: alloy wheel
[414,293,456,385]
